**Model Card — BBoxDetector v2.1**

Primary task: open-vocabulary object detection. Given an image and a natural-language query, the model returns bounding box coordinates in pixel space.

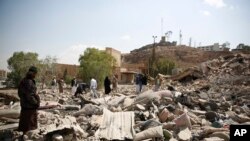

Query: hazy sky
[0,0,249,70]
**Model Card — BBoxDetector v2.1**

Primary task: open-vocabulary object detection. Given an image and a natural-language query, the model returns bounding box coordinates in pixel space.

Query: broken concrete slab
[173,112,192,129]
[0,123,18,130]
[0,109,20,119]
[133,126,163,141]
[73,104,103,116]
[159,108,169,123]
[178,127,192,141]
[209,132,229,141]
[203,137,224,141]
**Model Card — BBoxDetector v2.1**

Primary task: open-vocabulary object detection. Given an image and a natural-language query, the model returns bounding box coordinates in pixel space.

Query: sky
[0,0,250,70]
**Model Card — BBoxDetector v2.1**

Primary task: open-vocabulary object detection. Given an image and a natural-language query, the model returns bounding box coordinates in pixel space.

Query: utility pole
[151,35,157,77]
[161,18,164,36]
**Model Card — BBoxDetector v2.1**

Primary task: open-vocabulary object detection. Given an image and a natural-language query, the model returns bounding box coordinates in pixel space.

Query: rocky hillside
[122,45,233,69]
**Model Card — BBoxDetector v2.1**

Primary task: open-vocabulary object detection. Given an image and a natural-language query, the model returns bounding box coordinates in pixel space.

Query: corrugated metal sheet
[95,108,135,140]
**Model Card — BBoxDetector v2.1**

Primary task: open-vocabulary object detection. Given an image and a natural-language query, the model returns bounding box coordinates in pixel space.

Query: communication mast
[161,18,164,36]
[179,30,182,45]
[189,37,192,47]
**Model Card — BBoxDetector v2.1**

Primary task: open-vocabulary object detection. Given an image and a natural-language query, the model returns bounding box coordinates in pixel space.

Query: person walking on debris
[141,74,148,92]
[112,74,118,92]
[51,76,57,93]
[40,77,45,90]
[154,74,162,91]
[58,78,64,94]
[18,66,40,135]
[90,77,98,98]
[104,76,111,95]
[135,73,143,94]
[71,77,77,95]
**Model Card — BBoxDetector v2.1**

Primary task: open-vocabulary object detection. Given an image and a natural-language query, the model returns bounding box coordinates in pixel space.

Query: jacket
[18,73,40,110]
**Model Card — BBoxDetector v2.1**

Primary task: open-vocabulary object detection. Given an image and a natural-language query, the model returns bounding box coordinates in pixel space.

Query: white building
[197,43,230,51]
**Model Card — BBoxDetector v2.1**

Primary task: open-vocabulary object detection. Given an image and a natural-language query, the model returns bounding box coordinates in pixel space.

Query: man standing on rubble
[112,74,118,92]
[154,74,162,91]
[141,74,148,92]
[51,76,57,93]
[90,77,98,98]
[18,66,40,136]
[71,77,77,95]
[135,73,143,94]
[58,78,64,94]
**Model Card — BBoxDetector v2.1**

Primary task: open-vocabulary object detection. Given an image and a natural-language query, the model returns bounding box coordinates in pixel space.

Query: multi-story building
[0,69,7,88]
[197,43,230,51]
[0,69,7,80]
[120,63,146,84]
[105,47,146,84]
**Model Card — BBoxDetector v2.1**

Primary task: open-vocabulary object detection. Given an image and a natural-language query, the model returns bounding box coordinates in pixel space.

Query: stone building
[0,69,7,80]
[105,47,147,84]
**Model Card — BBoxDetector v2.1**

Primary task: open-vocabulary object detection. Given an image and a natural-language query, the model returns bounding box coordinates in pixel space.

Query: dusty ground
[0,53,250,141]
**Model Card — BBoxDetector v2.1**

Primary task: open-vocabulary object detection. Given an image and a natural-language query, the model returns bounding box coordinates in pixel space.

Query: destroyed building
[0,52,249,141]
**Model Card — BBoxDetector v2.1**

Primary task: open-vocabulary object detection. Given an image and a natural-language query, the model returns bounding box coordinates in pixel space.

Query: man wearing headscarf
[18,66,40,135]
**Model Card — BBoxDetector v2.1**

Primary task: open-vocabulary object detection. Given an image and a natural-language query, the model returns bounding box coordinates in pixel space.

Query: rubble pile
[0,53,249,141]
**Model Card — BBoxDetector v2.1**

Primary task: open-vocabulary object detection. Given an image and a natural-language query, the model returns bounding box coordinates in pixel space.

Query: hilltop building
[197,43,230,51]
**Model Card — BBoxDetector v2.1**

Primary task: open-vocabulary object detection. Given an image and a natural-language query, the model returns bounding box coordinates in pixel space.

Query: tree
[242,45,250,51]
[63,68,68,80]
[62,68,73,85]
[78,48,116,88]
[7,52,40,87]
[37,55,57,86]
[154,58,176,76]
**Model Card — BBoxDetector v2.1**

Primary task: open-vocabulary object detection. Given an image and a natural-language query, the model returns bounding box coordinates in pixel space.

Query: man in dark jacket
[18,66,40,135]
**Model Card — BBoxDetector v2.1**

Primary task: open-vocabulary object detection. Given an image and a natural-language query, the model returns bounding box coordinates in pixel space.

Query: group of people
[89,75,118,98]
[134,73,163,93]
[17,66,162,139]
[70,75,118,98]
[51,76,64,93]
